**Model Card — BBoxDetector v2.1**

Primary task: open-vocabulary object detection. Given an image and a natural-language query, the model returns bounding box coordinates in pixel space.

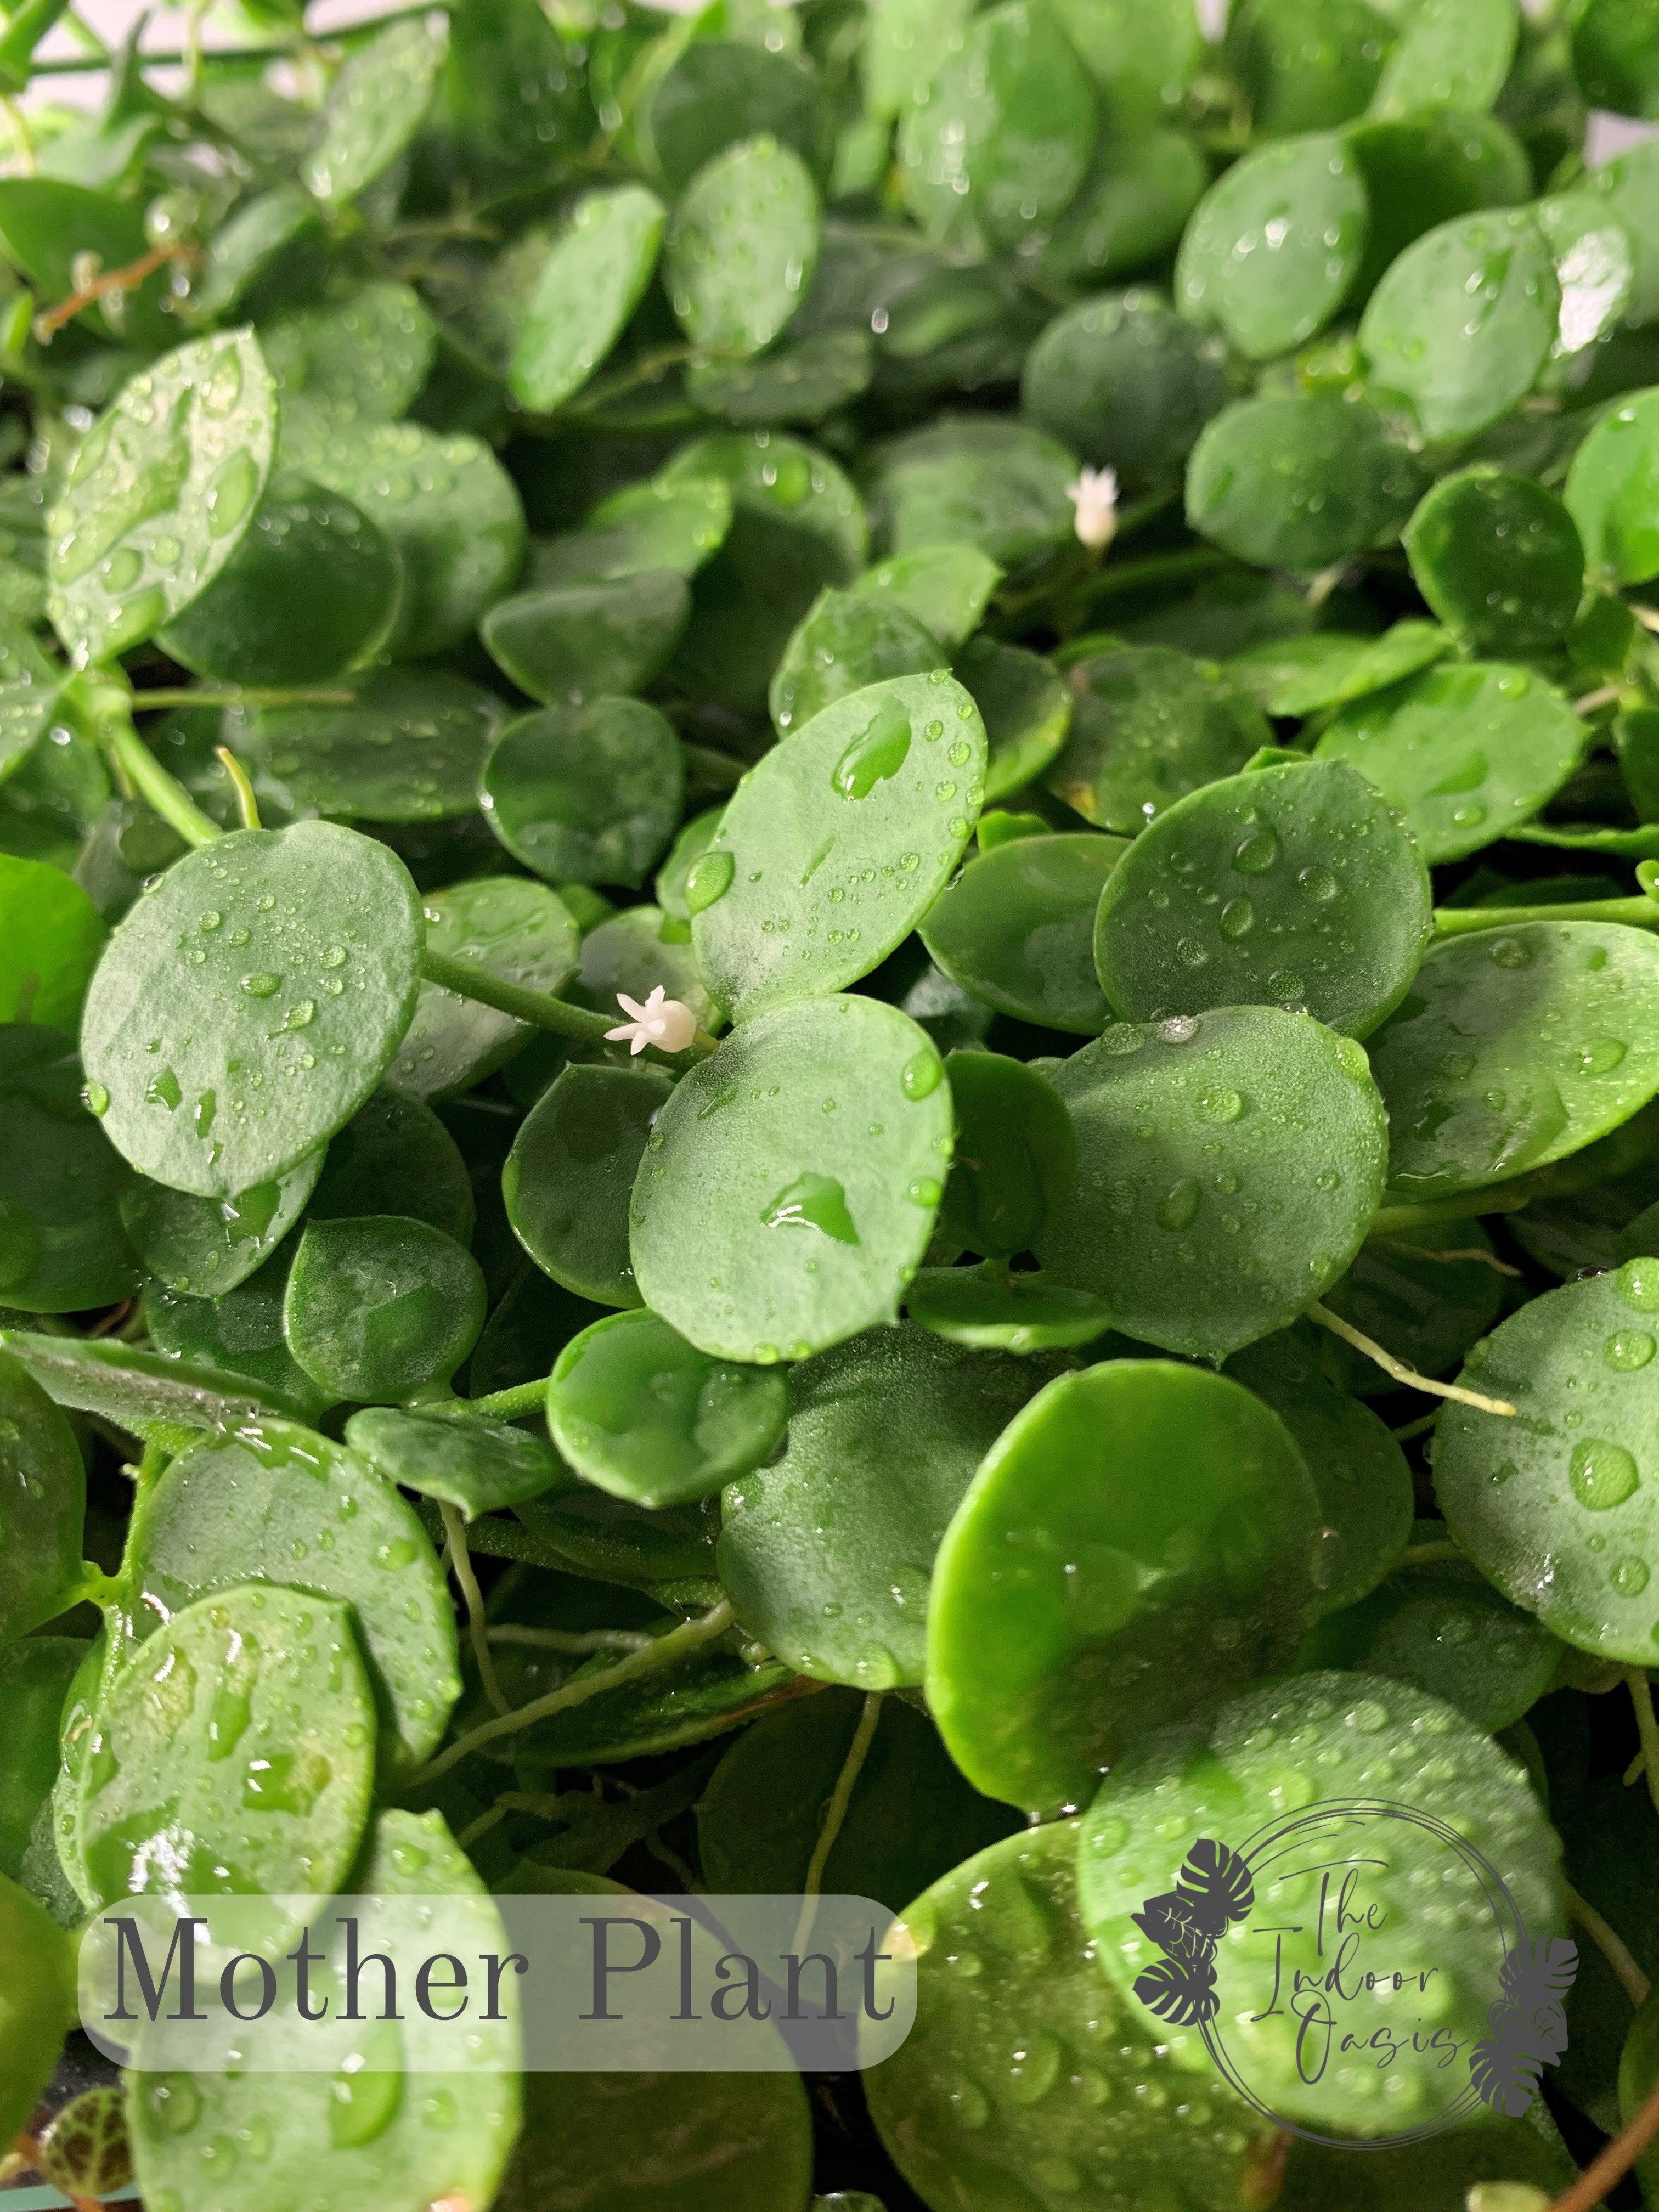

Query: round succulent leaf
[1227,619,1449,716]
[1297,1554,1565,1730]
[1558,137,1659,325]
[919,830,1127,1035]
[0,1634,87,1882]
[1035,1005,1389,1361]
[1093,758,1433,1040]
[509,184,666,414]
[279,413,527,656]
[283,1214,486,1402]
[533,472,734,589]
[1537,188,1636,360]
[656,806,725,925]
[1565,387,1659,587]
[301,15,445,204]
[1022,287,1228,479]
[1176,133,1368,362]
[158,471,402,687]
[928,1360,1321,1810]
[957,639,1073,804]
[865,1820,1274,2212]
[720,1323,1045,1688]
[307,1086,476,1244]
[1403,467,1585,656]
[0,1025,136,1313]
[847,543,1002,651]
[550,1307,788,1508]
[1045,645,1271,835]
[390,877,579,1102]
[344,1404,578,1519]
[940,1049,1075,1259]
[1367,922,1659,1198]
[1047,0,1202,128]
[1359,208,1559,443]
[692,671,986,1023]
[1344,111,1537,303]
[630,994,953,1363]
[1226,1328,1413,1616]
[666,136,820,359]
[76,1583,376,1936]
[1314,661,1584,864]
[1075,1670,1563,2136]
[867,415,1078,566]
[0,630,67,788]
[1186,394,1425,573]
[1368,0,1519,119]
[481,699,685,889]
[0,853,104,1028]
[0,1348,85,1646]
[129,1807,521,2212]
[260,279,436,427]
[48,331,278,666]
[81,821,424,1200]
[120,1148,321,1297]
[504,1063,674,1308]
[687,327,873,425]
[642,36,824,193]
[481,571,690,708]
[126,1417,461,1770]
[0,1873,75,2146]
[147,1262,336,1426]
[234,668,507,826]
[1575,0,1659,118]
[906,1266,1114,1353]
[1041,128,1209,287]
[898,0,1098,256]
[770,586,943,737]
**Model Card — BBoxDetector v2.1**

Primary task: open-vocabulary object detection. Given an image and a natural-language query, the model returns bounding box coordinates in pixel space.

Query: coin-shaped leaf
[505,1063,673,1308]
[1403,466,1585,657]
[0,1348,85,1647]
[1045,644,1271,834]
[301,15,445,204]
[345,1405,577,1519]
[510,184,665,414]
[667,136,819,357]
[121,1148,320,1297]
[234,668,506,826]
[1186,393,1424,572]
[1369,0,1517,120]
[284,1214,486,1402]
[481,698,684,888]
[1176,133,1368,362]
[960,639,1073,803]
[1565,387,1659,588]
[390,877,579,1101]
[1023,287,1227,479]
[0,1026,135,1313]
[481,571,690,707]
[768,587,942,736]
[920,830,1126,1035]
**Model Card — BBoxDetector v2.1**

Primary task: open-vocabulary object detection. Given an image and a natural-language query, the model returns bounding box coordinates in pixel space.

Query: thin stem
[1305,1302,1517,1415]
[1368,1238,1522,1277]
[420,949,715,1069]
[1400,1539,1463,1565]
[214,747,261,831]
[1391,1413,1440,1443]
[1573,682,1628,716]
[1435,895,1659,935]
[33,244,193,341]
[645,1830,702,1891]
[405,1600,736,1788]
[454,1804,507,1853]
[95,715,221,849]
[134,686,356,709]
[1368,1180,1550,1238]
[430,1378,551,1424]
[487,1624,656,1654]
[0,91,35,174]
[1626,1668,1659,1829]
[793,1692,885,1955]
[1626,1746,1645,1787]
[1072,546,1234,610]
[441,1503,510,1717]
[1545,2073,1659,2212]
[1564,1880,1650,2009]
[555,343,699,420]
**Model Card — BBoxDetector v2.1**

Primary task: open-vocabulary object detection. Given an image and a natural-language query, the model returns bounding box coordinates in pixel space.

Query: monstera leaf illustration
[1174,1839,1255,1938]
[1469,1939,1581,2115]
[1468,2036,1545,2118]
[1132,1889,1216,1967]
[1133,1955,1219,2027]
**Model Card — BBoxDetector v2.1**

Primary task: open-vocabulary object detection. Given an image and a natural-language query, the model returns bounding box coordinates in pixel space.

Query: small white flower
[606,985,699,1056]
[1066,465,1119,553]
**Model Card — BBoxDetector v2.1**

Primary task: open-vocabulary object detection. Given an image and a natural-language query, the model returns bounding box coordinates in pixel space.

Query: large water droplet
[1156,1177,1201,1231]
[760,1172,860,1244]
[1569,1437,1639,1511]
[685,848,735,916]
[832,697,912,800]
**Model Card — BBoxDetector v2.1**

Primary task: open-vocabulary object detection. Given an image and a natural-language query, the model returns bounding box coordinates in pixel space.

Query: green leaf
[642,36,824,193]
[939,1049,1075,1257]
[77,1583,376,1932]
[1369,0,1518,119]
[1565,387,1659,586]
[1024,287,1227,482]
[1041,128,1209,286]
[906,1266,1114,1351]
[81,821,424,1199]
[1358,208,1559,442]
[928,1360,1320,1808]
[482,571,689,708]
[234,668,507,825]
[686,328,873,425]
[128,1416,460,1769]
[1176,133,1368,362]
[0,1348,84,1646]
[1093,758,1433,1040]
[531,471,733,589]
[0,852,104,1026]
[301,16,446,205]
[1314,661,1584,864]
[346,1404,577,1518]
[867,1821,1271,2210]
[261,280,436,427]
[308,1086,476,1245]
[847,542,1002,651]
[630,994,953,1362]
[550,1306,789,1508]
[48,331,278,665]
[481,699,684,888]
[1574,0,1659,119]
[1227,619,1448,715]
[1344,112,1536,302]
[0,1872,74,2146]
[284,1214,486,1402]
[504,1063,673,1309]
[130,1808,521,2212]
[391,877,579,1101]
[427,0,584,191]
[868,414,1077,565]
[1045,644,1271,833]
[509,185,666,414]
[1538,188,1636,363]
[0,1026,136,1313]
[0,177,172,345]
[1226,0,1392,135]
[574,902,723,1040]
[721,1323,1042,1688]
[1035,1005,1388,1361]
[148,1261,336,1426]
[193,183,321,318]
[769,585,943,736]
[0,627,67,786]
[1571,137,1659,324]
[2,1325,303,1432]
[1368,921,1659,1198]
[691,671,986,1022]
[157,470,402,686]
[1403,466,1585,656]
[121,1148,320,1297]
[919,830,1126,1035]
[667,134,820,358]
[1048,0,1203,129]
[960,639,1073,804]
[1186,393,1424,572]
[0,1634,85,1886]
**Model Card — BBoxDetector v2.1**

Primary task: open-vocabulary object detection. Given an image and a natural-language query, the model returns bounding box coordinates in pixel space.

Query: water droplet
[1197,1089,1243,1123]
[1219,896,1254,940]
[832,697,912,799]
[901,1048,942,1100]
[1606,1330,1656,1372]
[1575,1036,1627,1076]
[1232,827,1278,874]
[1491,937,1531,969]
[1619,1257,1659,1312]
[239,973,281,998]
[1613,1555,1651,1598]
[1157,1177,1201,1231]
[685,848,735,916]
[145,1066,182,1110]
[1569,1437,1639,1511]
[760,1173,860,1244]
[83,1080,110,1116]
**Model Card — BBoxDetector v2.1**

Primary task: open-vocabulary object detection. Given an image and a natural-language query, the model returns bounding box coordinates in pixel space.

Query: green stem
[0,0,76,91]
[78,686,222,849]
[433,1378,551,1424]
[1367,1177,1551,1238]
[554,343,699,422]
[419,949,715,1069]
[214,746,261,830]
[1075,546,1235,607]
[133,686,357,710]
[1434,895,1659,935]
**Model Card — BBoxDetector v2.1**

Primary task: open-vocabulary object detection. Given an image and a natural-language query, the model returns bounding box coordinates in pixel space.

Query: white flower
[1066,465,1119,553]
[606,985,699,1056]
